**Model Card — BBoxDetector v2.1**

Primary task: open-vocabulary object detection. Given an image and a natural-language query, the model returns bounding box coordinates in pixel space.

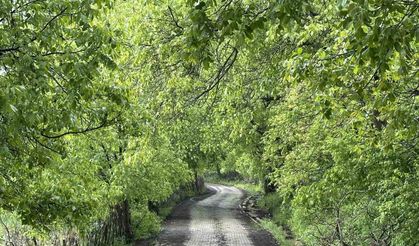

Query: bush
[130,204,161,240]
[258,193,291,226]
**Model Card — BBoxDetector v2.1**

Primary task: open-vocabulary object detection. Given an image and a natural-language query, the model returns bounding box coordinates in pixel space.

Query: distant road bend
[155,184,278,246]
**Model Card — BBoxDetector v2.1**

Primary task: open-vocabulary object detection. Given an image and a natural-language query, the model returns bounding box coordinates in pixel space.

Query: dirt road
[155,184,278,246]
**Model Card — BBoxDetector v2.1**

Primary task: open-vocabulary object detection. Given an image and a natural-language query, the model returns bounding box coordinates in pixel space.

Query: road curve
[155,184,278,246]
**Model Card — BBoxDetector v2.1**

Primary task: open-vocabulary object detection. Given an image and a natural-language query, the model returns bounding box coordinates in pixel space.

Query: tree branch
[194,47,238,101]
[28,7,68,42]
[30,136,62,155]
[0,46,20,55]
[40,113,120,139]
[168,6,183,30]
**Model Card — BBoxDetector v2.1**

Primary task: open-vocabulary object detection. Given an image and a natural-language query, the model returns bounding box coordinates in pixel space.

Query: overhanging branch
[168,6,183,30]
[40,113,121,139]
[194,47,238,101]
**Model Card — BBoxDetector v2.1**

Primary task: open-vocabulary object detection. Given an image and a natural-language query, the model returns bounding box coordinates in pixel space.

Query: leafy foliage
[1,0,418,245]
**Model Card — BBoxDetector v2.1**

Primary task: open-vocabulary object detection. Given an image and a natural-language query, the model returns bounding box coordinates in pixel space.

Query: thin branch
[48,69,68,93]
[12,0,42,14]
[168,6,183,30]
[216,0,234,16]
[30,136,62,155]
[39,7,68,34]
[0,215,14,246]
[41,47,86,56]
[2,7,68,56]
[319,50,355,61]
[41,121,107,139]
[194,47,238,101]
[40,113,120,139]
[0,46,20,55]
[28,7,68,43]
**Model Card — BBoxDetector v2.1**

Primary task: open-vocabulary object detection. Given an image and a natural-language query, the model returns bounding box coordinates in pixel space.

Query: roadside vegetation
[1,0,417,245]
[258,194,295,246]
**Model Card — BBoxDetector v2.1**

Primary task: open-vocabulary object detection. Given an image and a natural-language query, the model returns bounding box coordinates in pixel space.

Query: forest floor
[145,183,277,246]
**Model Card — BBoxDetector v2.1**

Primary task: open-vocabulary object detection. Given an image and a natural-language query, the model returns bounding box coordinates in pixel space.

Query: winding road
[154,184,278,246]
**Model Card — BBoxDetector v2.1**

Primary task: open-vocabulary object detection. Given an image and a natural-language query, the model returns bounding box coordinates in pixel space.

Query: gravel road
[154,184,278,246]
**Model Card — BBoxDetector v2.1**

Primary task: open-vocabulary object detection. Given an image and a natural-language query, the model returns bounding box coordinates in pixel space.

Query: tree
[1,0,417,245]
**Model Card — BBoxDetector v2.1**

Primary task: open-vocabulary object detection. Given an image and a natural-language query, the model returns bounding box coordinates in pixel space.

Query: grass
[258,193,302,245]
[260,219,294,246]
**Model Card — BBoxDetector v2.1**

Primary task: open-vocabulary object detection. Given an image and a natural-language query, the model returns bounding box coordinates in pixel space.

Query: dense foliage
[1,0,418,245]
